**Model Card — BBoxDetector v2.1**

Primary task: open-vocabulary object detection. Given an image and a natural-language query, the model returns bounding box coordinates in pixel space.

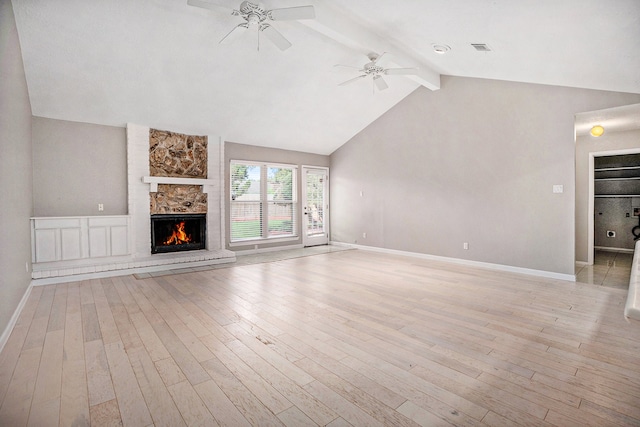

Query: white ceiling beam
[302,0,440,91]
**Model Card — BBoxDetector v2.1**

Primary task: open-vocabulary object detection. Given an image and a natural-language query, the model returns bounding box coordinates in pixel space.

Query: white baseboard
[575,261,589,267]
[0,282,34,354]
[332,242,576,282]
[595,246,635,253]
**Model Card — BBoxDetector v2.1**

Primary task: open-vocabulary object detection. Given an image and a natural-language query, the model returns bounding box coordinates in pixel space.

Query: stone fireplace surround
[128,123,234,264]
[30,124,235,283]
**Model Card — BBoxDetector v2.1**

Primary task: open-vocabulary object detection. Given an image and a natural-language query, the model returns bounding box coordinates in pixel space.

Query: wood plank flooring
[1,249,640,426]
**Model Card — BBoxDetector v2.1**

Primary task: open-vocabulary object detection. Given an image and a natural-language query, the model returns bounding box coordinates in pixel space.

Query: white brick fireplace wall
[127,123,234,262]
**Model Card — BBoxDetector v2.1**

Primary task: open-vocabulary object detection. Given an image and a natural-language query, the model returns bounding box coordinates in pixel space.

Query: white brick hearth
[30,124,235,284]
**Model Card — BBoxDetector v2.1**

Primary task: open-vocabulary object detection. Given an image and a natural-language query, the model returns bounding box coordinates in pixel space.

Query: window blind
[230,161,296,242]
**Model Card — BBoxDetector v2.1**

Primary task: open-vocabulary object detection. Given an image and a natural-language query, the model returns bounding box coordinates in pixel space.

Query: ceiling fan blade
[262,25,292,51]
[373,75,389,91]
[384,68,418,75]
[339,75,367,86]
[334,64,365,74]
[187,0,233,12]
[268,5,315,21]
[219,24,247,45]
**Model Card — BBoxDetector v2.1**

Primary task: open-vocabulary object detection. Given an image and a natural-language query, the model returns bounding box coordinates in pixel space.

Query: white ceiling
[12,0,640,155]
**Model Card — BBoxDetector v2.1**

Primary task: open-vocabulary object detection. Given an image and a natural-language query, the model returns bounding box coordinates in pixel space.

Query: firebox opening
[151,214,206,254]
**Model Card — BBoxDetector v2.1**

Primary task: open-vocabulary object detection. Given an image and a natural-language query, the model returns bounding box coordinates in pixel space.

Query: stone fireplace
[127,123,234,266]
[147,129,208,254]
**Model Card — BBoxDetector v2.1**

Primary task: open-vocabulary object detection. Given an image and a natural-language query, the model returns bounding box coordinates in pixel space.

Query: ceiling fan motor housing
[239,1,266,15]
[364,62,385,76]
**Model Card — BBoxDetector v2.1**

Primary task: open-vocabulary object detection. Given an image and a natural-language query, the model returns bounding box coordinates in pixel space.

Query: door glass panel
[306,171,325,237]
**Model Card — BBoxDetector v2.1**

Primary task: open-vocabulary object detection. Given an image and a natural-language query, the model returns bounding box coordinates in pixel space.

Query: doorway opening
[587,150,640,264]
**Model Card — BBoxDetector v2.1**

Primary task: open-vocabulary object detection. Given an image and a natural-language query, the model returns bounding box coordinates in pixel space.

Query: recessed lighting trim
[432,44,451,54]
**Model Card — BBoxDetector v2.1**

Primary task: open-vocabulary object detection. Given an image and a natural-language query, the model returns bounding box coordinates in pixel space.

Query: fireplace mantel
[142,176,218,193]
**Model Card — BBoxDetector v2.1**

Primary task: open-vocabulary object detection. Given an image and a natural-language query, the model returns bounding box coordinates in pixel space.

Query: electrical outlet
[463,242,469,250]
[98,203,104,211]
[362,232,367,238]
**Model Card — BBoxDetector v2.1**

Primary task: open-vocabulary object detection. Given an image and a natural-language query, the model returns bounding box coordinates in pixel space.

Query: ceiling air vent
[471,43,492,52]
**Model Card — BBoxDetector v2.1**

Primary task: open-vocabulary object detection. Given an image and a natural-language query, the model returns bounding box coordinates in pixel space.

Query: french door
[302,166,329,247]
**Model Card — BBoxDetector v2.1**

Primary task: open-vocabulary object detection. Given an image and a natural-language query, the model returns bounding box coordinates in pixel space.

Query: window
[230,161,297,242]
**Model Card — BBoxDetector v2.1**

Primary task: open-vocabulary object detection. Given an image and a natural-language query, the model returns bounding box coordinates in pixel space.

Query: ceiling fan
[187,0,315,51]
[336,53,417,92]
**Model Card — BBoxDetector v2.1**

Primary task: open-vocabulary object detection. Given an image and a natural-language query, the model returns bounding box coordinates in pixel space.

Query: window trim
[229,160,298,244]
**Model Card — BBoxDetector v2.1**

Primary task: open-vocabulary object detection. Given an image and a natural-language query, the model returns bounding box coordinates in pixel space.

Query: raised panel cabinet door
[60,228,82,260]
[89,227,108,258]
[34,229,58,262]
[110,226,129,256]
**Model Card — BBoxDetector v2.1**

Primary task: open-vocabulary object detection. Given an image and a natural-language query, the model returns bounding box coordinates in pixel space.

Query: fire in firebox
[164,221,191,245]
[151,214,206,254]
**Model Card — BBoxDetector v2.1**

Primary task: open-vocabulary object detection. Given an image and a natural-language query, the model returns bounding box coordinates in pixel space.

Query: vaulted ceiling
[12,0,640,154]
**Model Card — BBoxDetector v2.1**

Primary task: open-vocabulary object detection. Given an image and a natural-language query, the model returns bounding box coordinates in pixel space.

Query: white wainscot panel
[34,229,57,263]
[61,228,82,260]
[32,218,82,263]
[89,227,108,258]
[111,226,129,256]
[32,216,131,264]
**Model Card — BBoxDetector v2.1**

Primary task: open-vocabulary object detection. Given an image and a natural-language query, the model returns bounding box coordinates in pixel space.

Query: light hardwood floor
[1,249,639,426]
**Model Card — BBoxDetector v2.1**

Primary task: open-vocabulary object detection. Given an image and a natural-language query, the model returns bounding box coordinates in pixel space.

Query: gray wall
[0,0,33,336]
[225,141,329,251]
[330,76,640,276]
[32,117,127,216]
[575,129,640,262]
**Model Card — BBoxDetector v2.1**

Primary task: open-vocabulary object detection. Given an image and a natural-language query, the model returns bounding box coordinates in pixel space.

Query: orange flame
[164,221,192,245]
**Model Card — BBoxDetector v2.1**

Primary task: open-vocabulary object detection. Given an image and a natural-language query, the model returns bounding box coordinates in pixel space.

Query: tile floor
[575,249,633,288]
